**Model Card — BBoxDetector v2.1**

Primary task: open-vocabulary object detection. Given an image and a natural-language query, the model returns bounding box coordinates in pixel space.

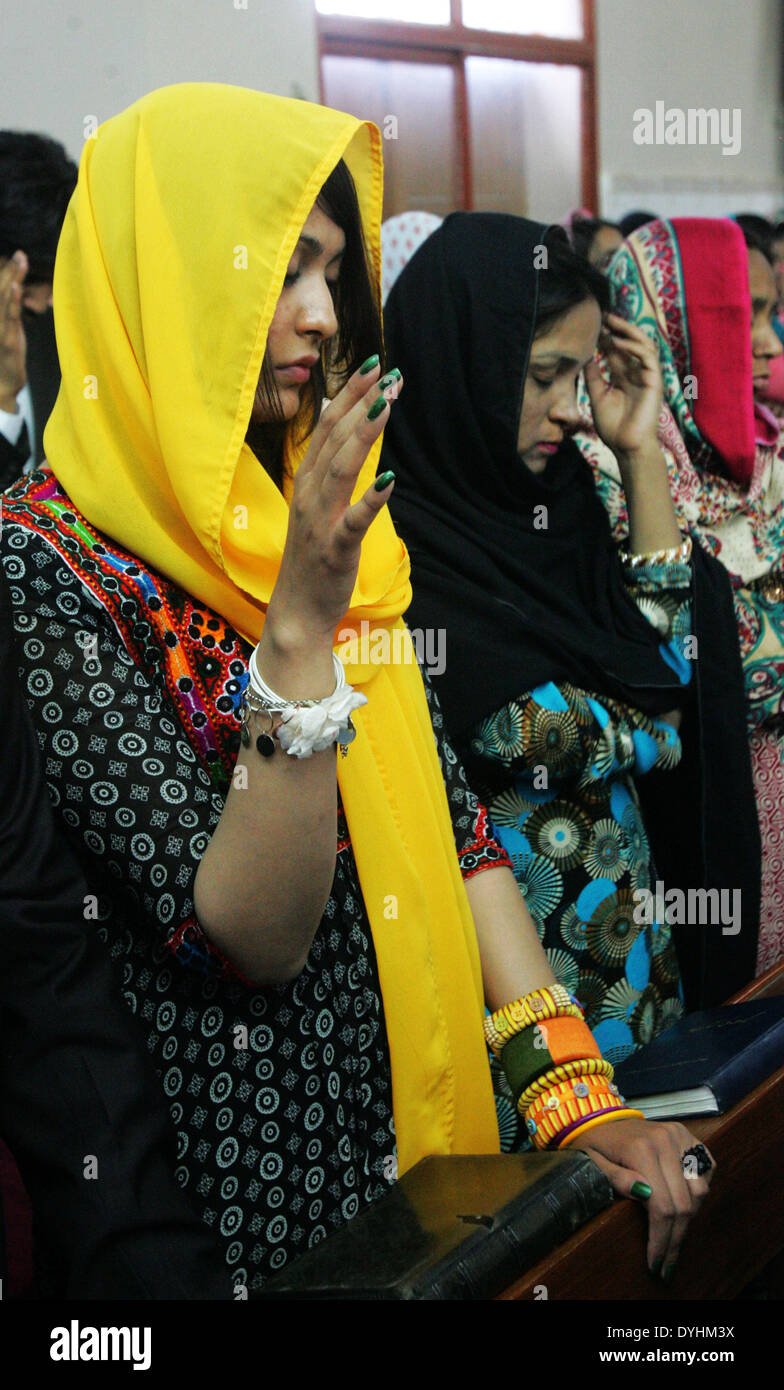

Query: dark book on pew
[614,997,784,1119]
[253,1151,613,1300]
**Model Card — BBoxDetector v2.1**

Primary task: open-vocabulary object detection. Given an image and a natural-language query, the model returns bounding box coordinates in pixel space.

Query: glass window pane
[316,0,450,23]
[322,57,460,219]
[462,0,582,39]
[467,58,582,221]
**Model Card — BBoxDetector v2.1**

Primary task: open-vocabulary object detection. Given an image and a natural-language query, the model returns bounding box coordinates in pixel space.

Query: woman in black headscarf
[384,214,759,1087]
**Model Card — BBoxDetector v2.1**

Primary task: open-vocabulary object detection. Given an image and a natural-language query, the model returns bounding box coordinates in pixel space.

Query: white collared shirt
[0,383,35,470]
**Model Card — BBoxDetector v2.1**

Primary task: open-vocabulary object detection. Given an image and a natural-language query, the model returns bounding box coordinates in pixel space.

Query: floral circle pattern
[471,676,686,1133]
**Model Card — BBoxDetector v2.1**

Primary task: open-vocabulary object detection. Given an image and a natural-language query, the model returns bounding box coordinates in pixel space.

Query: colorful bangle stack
[483,984,582,1057]
[526,1072,631,1148]
[487,984,643,1151]
[501,1013,603,1099]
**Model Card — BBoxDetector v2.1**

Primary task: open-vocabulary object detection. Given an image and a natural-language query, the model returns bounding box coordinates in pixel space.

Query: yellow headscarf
[44,82,498,1173]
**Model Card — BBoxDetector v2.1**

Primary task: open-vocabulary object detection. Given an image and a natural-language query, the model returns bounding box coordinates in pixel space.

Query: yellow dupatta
[43,83,498,1173]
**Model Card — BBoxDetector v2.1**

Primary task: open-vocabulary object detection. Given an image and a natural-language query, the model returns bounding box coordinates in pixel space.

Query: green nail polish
[662,1263,677,1284]
[631,1182,652,1200]
[374,470,395,492]
[378,368,401,389]
[649,1258,663,1277]
[359,353,380,374]
[366,395,387,422]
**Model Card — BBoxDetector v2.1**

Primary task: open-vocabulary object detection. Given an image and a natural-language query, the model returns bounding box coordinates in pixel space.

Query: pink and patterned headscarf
[574,219,784,973]
[576,218,784,589]
[612,218,758,485]
[381,211,443,306]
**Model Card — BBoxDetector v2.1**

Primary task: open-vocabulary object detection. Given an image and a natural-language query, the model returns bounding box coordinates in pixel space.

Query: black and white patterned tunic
[1,470,507,1292]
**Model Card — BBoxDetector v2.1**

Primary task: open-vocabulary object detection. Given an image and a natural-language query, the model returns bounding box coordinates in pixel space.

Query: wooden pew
[497,961,784,1300]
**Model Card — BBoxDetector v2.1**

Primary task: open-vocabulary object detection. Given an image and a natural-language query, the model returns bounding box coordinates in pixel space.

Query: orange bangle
[526,1084,627,1149]
[523,1073,617,1117]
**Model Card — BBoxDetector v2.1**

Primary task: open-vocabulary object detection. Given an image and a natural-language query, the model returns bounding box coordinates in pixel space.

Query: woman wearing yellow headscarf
[1,83,512,1293]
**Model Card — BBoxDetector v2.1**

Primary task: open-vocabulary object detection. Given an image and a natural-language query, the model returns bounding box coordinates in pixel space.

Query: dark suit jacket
[0,571,230,1299]
[0,308,60,490]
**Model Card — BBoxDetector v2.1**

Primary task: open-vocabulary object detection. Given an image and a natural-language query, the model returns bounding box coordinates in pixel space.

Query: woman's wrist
[259,607,337,701]
[617,444,683,553]
[615,437,666,474]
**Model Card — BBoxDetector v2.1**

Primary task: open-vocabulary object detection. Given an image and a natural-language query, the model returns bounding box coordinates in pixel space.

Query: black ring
[681,1143,712,1176]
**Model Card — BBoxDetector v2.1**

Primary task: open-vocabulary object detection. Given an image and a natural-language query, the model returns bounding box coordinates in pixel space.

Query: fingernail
[359,354,380,374]
[631,1182,652,1201]
[378,368,401,389]
[366,395,387,422]
[373,470,395,492]
[649,1257,663,1277]
[661,1263,677,1284]
[12,250,26,268]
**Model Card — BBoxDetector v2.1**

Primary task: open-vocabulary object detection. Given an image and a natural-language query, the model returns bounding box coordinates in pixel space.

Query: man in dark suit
[0,131,76,490]
[0,569,231,1298]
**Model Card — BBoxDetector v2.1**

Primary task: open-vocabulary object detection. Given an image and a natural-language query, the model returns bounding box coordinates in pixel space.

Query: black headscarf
[383,212,688,744]
[383,211,760,1007]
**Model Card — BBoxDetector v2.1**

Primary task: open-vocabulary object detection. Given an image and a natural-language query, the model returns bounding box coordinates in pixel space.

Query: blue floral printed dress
[464,554,694,1150]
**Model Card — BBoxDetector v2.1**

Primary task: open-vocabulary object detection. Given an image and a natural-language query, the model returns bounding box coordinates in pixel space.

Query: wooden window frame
[317,0,597,213]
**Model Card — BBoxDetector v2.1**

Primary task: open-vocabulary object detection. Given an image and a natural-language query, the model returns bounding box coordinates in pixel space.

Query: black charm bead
[240,723,250,748]
[256,732,276,757]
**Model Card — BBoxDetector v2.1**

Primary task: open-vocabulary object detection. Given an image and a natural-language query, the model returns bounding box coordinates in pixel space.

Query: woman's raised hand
[267,357,401,646]
[585,313,663,460]
[575,1115,715,1281]
[0,251,28,412]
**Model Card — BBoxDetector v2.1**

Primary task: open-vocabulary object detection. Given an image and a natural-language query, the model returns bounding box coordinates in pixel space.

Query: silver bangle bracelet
[247,646,346,708]
[241,646,365,758]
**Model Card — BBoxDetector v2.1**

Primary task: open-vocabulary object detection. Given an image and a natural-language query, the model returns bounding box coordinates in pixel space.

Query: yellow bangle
[521,1071,617,1119]
[517,1058,615,1115]
[557,1109,646,1148]
[483,984,582,1057]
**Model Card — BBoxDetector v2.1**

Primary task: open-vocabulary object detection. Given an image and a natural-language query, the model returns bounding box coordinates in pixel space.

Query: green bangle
[500,1024,554,1103]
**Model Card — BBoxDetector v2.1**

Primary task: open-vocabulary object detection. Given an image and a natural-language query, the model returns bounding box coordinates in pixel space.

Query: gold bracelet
[620,536,692,568]
[752,571,784,604]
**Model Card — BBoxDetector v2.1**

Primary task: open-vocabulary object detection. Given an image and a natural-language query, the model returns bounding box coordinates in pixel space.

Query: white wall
[595,0,784,219]
[1,0,320,161]
[3,1,783,218]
